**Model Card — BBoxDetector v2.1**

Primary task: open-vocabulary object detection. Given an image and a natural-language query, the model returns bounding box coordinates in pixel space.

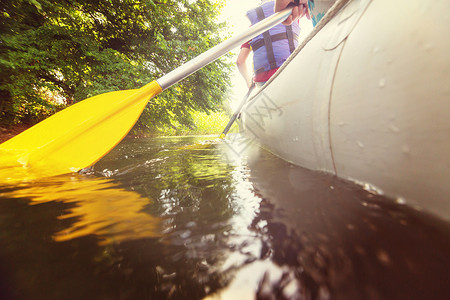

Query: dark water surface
[0,135,449,300]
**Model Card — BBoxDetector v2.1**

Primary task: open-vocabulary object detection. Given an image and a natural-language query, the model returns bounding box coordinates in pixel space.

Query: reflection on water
[0,176,161,245]
[0,135,449,300]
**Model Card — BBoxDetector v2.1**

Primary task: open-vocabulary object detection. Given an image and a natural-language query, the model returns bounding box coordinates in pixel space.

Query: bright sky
[220,0,259,29]
[218,0,313,110]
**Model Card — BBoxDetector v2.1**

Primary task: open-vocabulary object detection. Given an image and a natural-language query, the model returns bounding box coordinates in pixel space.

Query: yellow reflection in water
[1,175,161,245]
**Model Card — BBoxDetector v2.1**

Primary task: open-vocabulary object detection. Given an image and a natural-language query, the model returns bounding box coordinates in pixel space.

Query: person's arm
[275,0,310,25]
[236,47,253,88]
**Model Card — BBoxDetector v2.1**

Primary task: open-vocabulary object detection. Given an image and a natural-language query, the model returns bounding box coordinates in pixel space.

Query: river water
[0,135,449,300]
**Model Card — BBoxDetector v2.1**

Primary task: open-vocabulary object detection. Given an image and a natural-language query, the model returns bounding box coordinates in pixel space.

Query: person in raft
[236,0,303,88]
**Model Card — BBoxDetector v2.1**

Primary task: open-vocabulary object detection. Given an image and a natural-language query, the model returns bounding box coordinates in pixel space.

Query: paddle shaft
[220,83,256,139]
[157,7,293,90]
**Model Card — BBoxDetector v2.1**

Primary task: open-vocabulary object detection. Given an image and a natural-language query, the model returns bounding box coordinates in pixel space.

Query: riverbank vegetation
[0,0,233,137]
[0,109,238,143]
[149,110,237,137]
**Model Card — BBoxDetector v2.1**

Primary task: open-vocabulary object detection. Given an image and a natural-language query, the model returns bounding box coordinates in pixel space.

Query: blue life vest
[247,1,300,74]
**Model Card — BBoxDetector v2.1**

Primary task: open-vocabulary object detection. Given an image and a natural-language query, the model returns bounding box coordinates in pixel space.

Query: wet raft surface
[0,136,449,299]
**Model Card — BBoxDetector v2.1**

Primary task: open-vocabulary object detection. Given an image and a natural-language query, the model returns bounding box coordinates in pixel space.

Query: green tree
[0,0,233,133]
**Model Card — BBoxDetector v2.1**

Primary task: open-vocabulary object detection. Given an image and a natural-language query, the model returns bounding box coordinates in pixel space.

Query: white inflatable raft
[240,0,450,220]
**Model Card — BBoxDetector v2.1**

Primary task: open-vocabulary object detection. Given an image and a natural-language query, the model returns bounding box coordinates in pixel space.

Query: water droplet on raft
[376,249,391,266]
[423,43,433,52]
[402,145,410,155]
[389,124,400,133]
[378,77,386,88]
[396,197,406,204]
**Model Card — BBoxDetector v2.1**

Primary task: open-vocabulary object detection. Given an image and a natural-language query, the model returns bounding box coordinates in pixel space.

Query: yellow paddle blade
[0,81,162,183]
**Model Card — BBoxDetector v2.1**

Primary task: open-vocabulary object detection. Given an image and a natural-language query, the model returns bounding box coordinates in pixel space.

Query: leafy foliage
[0,0,233,132]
